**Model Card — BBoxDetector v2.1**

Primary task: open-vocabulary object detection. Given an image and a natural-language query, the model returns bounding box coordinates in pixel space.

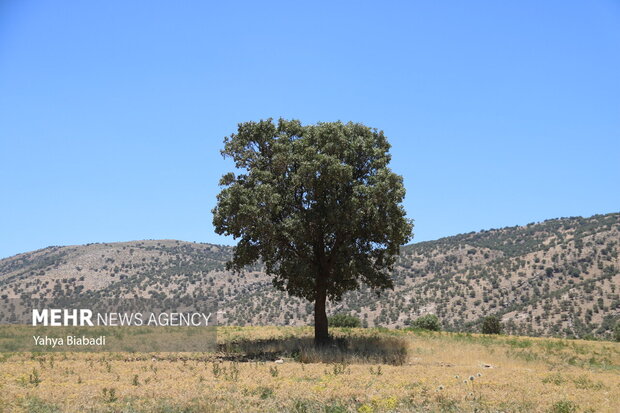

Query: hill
[1,212,618,339]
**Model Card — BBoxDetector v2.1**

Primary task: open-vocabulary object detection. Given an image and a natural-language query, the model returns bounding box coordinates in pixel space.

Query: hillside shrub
[481,315,503,335]
[328,314,361,328]
[614,321,620,342]
[412,314,441,331]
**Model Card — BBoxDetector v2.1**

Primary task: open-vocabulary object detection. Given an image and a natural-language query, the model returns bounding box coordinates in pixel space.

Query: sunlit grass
[0,326,618,412]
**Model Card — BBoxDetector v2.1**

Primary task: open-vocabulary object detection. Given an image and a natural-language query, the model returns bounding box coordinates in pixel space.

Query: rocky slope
[1,213,618,339]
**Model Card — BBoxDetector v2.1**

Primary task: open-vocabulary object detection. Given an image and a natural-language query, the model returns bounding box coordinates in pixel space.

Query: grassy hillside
[0,212,618,339]
[0,327,618,412]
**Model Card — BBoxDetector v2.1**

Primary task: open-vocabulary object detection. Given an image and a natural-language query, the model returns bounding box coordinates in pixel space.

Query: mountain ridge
[1,212,618,339]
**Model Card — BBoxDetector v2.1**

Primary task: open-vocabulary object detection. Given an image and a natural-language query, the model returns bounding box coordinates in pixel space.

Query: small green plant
[269,365,279,377]
[29,368,42,386]
[572,375,604,390]
[258,386,274,399]
[132,374,140,386]
[102,387,118,403]
[542,373,565,385]
[548,400,578,413]
[20,396,61,413]
[212,362,222,378]
[328,314,361,328]
[331,361,350,375]
[226,362,240,381]
[369,365,382,376]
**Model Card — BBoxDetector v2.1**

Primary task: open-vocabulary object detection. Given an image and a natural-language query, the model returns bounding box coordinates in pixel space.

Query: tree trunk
[314,279,329,345]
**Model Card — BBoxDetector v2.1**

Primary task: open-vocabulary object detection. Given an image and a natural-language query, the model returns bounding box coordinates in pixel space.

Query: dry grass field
[0,327,618,412]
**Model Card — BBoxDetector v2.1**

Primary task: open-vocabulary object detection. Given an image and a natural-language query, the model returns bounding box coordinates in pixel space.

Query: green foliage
[614,321,620,342]
[542,373,565,385]
[481,315,503,335]
[328,314,361,328]
[258,386,274,399]
[547,400,578,413]
[330,361,350,375]
[20,396,61,413]
[212,119,413,342]
[29,368,42,386]
[213,118,413,299]
[101,387,117,403]
[412,314,441,331]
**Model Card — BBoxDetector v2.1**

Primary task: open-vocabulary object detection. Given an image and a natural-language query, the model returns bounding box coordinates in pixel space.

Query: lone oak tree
[212,119,413,344]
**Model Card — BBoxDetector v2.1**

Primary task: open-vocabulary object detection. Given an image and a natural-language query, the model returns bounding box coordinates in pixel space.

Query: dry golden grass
[0,327,618,412]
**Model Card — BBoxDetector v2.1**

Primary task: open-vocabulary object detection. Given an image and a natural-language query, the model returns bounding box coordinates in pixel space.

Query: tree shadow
[217,335,408,365]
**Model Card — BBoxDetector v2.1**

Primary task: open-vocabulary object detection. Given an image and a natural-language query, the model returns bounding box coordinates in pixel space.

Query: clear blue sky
[1,1,619,259]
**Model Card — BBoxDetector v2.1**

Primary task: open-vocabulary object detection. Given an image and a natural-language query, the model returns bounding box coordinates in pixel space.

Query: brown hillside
[1,213,618,339]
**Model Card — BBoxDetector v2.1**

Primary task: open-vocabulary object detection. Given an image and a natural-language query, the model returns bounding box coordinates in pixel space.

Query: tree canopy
[212,118,413,343]
[481,315,503,335]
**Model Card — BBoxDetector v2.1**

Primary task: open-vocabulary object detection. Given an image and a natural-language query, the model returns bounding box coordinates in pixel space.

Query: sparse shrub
[613,321,620,342]
[542,373,565,385]
[330,361,350,375]
[101,387,117,403]
[258,386,273,399]
[269,366,279,377]
[29,368,42,386]
[412,314,441,331]
[20,396,61,413]
[212,362,222,378]
[328,314,361,328]
[481,315,503,335]
[572,375,604,390]
[226,362,240,381]
[292,399,311,412]
[548,400,577,413]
